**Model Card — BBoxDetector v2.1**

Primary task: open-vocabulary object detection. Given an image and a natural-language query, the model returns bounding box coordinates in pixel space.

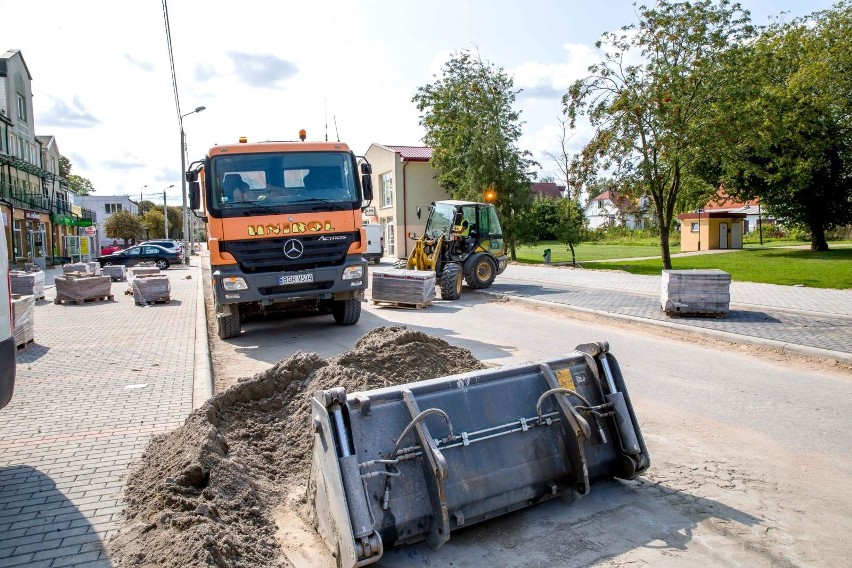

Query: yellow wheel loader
[394,200,508,300]
[310,341,650,567]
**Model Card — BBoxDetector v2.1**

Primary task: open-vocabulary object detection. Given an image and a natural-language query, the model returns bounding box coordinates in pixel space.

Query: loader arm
[406,235,444,272]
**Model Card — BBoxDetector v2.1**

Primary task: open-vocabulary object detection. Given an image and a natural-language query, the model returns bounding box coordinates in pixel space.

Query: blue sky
[0,0,835,204]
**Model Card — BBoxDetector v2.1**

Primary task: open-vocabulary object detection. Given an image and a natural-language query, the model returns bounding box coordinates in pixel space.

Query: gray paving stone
[0,264,200,566]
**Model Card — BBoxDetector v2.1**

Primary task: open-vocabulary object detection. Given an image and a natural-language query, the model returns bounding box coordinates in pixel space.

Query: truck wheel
[440,263,462,300]
[465,255,496,289]
[332,298,361,325]
[217,303,241,339]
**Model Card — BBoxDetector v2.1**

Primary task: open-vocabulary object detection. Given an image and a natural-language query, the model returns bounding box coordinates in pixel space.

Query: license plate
[279,273,313,285]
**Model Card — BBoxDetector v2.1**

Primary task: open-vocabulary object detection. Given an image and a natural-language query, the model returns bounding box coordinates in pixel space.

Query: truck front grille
[220,232,359,273]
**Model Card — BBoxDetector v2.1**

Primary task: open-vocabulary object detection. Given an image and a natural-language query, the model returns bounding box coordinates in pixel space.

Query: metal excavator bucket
[309,342,650,567]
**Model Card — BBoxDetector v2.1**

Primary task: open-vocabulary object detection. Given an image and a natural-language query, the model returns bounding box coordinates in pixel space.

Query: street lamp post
[180,106,206,265]
[163,184,175,238]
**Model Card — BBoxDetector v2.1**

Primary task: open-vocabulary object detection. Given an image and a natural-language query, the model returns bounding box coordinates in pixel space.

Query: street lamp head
[164,184,175,189]
[195,106,206,113]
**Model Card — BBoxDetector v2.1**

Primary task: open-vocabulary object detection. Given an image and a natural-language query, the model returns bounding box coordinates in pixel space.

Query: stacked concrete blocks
[10,269,46,300]
[12,294,35,348]
[132,274,171,305]
[372,269,436,308]
[62,262,91,275]
[103,265,127,281]
[662,269,731,317]
[54,274,114,304]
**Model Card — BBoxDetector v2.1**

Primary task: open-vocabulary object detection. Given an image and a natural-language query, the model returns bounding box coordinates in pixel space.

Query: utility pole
[180,106,206,265]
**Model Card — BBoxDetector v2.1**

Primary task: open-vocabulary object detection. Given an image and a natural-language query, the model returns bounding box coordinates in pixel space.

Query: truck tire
[464,254,496,289]
[439,263,462,300]
[217,303,241,339]
[332,298,361,325]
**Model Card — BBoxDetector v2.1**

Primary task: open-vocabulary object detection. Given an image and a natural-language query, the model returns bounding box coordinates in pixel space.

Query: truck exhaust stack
[310,342,650,567]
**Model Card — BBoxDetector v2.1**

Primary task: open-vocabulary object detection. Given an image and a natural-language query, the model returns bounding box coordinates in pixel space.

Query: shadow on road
[0,465,113,567]
[381,478,762,567]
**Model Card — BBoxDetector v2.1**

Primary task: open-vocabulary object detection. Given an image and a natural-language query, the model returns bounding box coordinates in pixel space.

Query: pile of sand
[107,326,487,568]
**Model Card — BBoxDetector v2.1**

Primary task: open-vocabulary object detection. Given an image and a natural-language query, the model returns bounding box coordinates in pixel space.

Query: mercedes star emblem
[282,239,304,259]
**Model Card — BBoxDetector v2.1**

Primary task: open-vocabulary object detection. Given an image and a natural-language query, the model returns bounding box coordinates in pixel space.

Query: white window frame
[691,222,699,232]
[381,172,393,208]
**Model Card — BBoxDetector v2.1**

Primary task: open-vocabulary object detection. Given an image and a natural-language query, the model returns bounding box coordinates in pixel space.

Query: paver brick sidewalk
[0,265,199,568]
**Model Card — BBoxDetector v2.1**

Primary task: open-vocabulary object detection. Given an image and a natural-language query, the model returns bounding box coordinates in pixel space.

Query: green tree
[167,206,183,239]
[104,210,144,246]
[699,2,852,251]
[59,155,95,195]
[553,198,587,266]
[137,200,158,216]
[142,209,166,239]
[413,50,536,260]
[565,0,754,268]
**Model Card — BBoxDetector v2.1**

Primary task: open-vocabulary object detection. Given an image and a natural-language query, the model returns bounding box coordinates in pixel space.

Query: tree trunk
[569,243,576,267]
[659,227,673,269]
[810,226,829,251]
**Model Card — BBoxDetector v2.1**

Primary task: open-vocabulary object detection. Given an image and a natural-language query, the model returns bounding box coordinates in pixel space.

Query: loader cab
[425,200,505,257]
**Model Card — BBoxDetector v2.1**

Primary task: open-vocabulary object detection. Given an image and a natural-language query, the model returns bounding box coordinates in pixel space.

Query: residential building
[530,182,565,199]
[584,190,642,229]
[0,49,92,265]
[76,195,139,249]
[363,144,446,259]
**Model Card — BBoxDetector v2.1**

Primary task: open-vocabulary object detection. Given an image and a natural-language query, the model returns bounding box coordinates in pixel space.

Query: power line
[162,0,182,122]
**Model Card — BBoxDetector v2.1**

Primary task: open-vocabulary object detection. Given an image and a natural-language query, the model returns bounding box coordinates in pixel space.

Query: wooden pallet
[664,310,727,319]
[54,295,114,305]
[136,298,171,306]
[371,299,433,310]
[15,338,35,350]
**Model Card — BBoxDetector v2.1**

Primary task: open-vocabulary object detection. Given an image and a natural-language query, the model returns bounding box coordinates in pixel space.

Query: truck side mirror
[360,162,372,175]
[361,174,373,201]
[186,170,198,183]
[189,181,201,210]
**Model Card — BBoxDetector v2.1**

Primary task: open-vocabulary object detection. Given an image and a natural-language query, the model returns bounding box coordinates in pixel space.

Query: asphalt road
[208,281,852,567]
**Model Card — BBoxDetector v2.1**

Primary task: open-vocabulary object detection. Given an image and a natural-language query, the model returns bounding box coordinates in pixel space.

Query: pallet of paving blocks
[102,265,126,281]
[10,270,45,300]
[54,274,114,304]
[12,294,35,348]
[62,262,92,275]
[132,274,171,305]
[371,269,436,308]
[661,269,731,317]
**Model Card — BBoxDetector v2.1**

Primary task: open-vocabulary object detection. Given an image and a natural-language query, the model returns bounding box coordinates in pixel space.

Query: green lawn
[516,242,663,263]
[582,248,852,289]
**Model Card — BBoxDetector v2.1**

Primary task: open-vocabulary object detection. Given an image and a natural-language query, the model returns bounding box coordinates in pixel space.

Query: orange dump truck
[186,135,373,339]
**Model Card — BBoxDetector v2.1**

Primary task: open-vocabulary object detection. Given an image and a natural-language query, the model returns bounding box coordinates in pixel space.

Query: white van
[0,226,15,409]
[363,224,383,264]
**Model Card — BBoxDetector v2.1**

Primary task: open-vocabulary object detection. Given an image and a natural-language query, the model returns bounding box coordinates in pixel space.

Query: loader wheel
[440,263,463,300]
[393,259,408,269]
[465,255,496,289]
[217,302,241,339]
[332,298,361,325]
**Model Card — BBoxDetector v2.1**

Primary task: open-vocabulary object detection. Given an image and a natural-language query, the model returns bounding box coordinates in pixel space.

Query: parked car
[141,239,183,252]
[1,226,15,410]
[97,244,182,270]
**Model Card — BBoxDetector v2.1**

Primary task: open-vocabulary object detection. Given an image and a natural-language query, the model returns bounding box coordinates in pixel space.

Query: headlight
[342,266,364,280]
[221,277,249,291]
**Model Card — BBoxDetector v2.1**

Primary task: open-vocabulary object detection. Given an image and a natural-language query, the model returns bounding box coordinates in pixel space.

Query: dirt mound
[107,326,487,568]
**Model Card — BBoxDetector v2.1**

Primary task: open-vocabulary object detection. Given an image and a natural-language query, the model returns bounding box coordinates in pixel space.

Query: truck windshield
[210,151,357,213]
